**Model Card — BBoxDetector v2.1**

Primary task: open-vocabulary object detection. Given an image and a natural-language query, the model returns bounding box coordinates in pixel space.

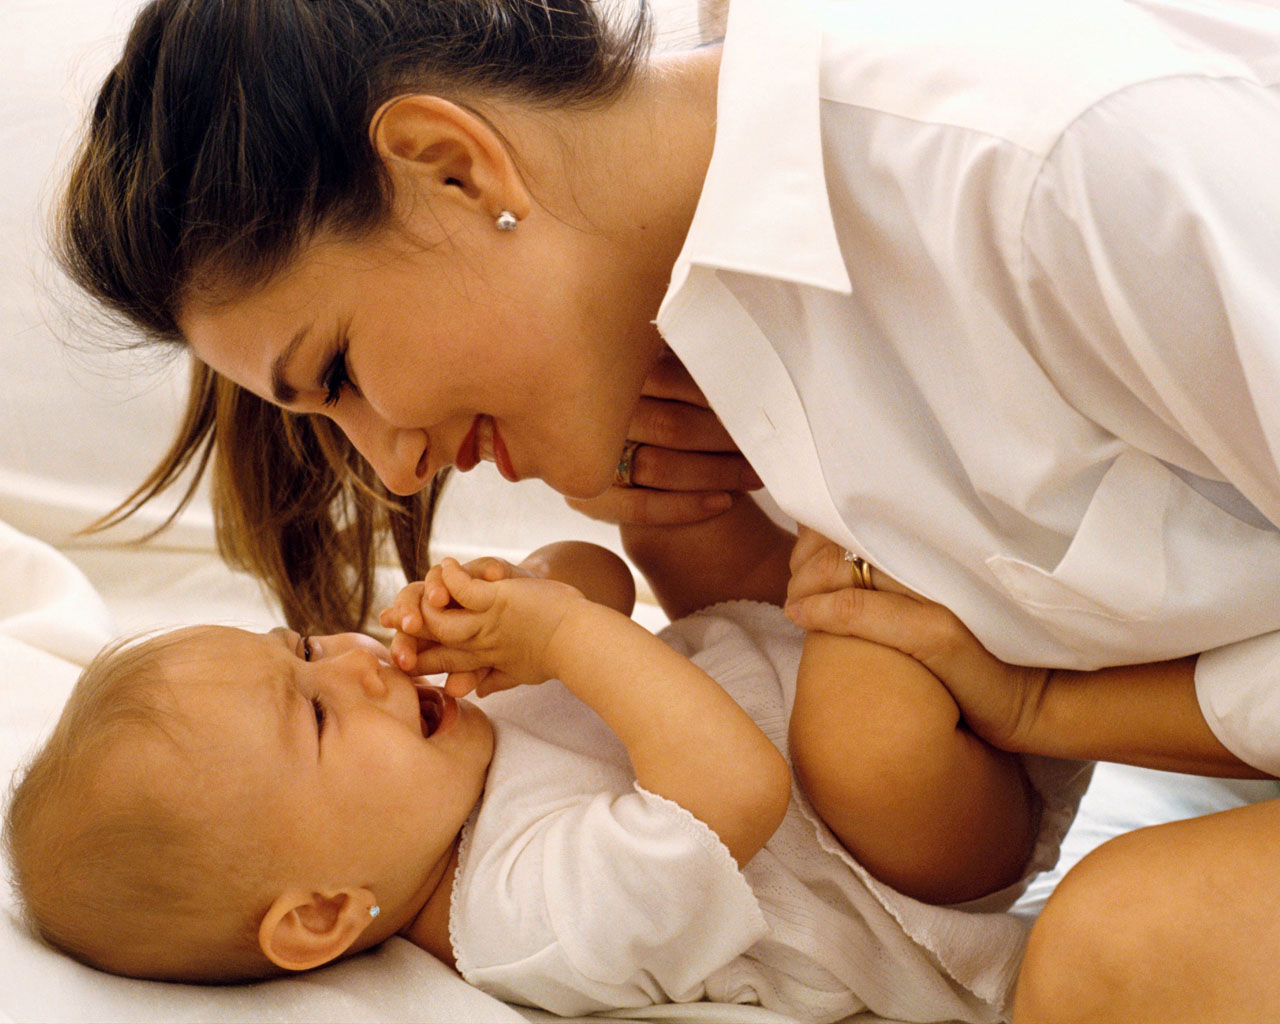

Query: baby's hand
[383,558,585,697]
[381,556,524,695]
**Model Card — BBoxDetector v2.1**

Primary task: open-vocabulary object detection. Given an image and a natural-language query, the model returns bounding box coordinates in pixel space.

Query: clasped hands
[380,555,582,699]
[567,348,763,527]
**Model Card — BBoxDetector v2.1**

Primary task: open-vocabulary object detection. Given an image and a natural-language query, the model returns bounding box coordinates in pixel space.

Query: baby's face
[155,625,494,918]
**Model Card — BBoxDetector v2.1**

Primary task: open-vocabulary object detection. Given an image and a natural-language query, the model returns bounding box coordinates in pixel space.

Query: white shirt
[451,602,1088,1023]
[658,0,1280,774]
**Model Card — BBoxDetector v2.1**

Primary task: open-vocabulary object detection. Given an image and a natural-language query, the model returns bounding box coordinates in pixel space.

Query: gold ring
[843,549,875,590]
[614,439,642,488]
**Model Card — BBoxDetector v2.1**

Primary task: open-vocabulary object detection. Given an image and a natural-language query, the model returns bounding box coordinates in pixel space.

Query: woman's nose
[330,402,432,496]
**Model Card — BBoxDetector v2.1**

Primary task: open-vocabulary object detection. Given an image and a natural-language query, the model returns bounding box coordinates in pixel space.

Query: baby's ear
[258,887,379,971]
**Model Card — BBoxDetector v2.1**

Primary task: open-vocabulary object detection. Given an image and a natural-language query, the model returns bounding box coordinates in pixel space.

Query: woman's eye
[322,348,350,407]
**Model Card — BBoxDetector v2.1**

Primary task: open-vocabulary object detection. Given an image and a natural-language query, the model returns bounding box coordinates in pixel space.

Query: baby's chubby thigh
[788,632,1036,904]
[788,633,964,829]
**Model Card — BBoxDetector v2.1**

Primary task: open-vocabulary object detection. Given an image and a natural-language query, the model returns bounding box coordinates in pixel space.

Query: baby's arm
[786,529,1038,905]
[391,560,791,866]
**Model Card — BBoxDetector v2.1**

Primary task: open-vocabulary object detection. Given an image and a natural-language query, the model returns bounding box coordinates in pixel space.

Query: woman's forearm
[620,494,794,619]
[1015,657,1270,778]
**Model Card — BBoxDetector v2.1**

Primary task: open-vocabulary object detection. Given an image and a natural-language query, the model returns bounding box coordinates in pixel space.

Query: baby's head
[4,624,493,982]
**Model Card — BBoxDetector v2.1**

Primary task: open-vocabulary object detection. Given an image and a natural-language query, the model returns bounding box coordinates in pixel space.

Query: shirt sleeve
[1019,73,1280,772]
[454,784,768,1017]
[1196,634,1280,776]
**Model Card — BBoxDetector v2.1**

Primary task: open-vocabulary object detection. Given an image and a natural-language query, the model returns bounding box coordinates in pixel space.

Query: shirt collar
[661,0,853,314]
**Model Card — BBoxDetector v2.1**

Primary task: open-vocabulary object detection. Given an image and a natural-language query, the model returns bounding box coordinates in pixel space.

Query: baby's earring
[495,210,518,231]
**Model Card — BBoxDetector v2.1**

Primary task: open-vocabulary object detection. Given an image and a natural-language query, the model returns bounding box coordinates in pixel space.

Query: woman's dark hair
[54,0,653,633]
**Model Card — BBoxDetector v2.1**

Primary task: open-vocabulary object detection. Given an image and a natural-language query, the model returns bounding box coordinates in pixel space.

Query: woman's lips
[455,416,482,473]
[454,415,518,482]
[489,421,519,482]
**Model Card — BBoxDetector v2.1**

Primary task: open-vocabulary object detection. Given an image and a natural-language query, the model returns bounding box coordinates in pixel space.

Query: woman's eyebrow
[269,323,314,404]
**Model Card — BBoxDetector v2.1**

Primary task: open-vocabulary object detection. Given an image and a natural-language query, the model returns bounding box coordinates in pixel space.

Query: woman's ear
[258,887,379,972]
[370,95,530,224]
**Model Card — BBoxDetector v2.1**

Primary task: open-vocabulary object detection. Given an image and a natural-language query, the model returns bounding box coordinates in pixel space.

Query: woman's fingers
[786,585,982,676]
[567,443,760,526]
[786,587,947,657]
[639,347,712,406]
[623,444,761,493]
[787,531,852,603]
[566,352,762,526]
[567,486,734,526]
[788,524,830,575]
[628,394,738,452]
[787,525,922,602]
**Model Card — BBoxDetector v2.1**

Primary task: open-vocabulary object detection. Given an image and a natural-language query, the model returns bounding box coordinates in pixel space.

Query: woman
[56,0,1280,1019]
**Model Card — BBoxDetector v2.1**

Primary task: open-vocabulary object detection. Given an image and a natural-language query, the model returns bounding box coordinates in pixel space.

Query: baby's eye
[301,636,314,661]
[311,695,326,732]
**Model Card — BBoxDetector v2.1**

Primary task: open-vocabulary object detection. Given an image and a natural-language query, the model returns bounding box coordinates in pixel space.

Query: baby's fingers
[460,556,516,583]
[405,643,495,678]
[390,629,424,672]
[382,581,428,636]
[443,669,485,698]
[437,558,497,612]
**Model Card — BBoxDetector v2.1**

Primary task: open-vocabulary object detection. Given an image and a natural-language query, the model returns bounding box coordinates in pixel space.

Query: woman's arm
[620,493,795,620]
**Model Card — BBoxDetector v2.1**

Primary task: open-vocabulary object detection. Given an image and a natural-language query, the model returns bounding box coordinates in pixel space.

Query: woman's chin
[550,462,619,501]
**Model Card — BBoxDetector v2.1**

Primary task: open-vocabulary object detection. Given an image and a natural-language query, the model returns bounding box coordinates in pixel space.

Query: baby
[4,535,1086,1023]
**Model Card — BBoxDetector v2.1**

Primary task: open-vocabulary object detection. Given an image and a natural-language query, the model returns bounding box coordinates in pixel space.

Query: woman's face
[181,222,665,498]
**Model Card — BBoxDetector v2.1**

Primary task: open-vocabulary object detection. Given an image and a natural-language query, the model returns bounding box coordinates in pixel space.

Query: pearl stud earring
[495,210,518,231]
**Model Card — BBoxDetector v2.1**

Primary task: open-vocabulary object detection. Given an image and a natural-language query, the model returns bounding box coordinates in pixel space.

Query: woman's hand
[785,526,1049,751]
[566,349,763,526]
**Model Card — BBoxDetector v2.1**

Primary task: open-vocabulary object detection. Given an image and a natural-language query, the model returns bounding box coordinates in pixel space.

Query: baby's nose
[315,633,391,699]
[338,647,389,700]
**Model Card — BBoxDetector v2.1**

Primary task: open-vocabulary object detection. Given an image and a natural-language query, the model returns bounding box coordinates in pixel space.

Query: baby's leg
[789,632,1038,904]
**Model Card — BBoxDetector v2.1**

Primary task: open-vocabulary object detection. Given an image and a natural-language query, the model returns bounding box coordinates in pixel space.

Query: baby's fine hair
[3,632,274,982]
[55,0,653,637]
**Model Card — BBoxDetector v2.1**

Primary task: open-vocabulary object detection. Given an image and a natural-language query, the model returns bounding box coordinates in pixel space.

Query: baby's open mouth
[418,687,444,738]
